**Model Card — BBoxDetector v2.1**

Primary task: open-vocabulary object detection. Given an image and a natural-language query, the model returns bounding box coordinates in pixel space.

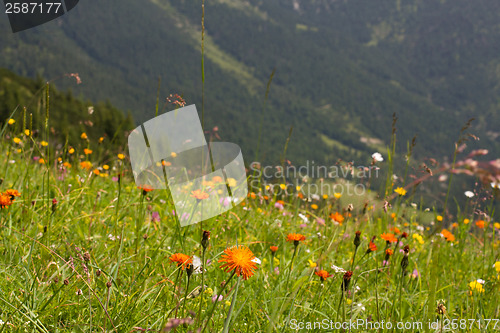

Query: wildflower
[400,232,408,239]
[38,158,45,164]
[218,245,257,280]
[80,133,87,140]
[468,280,484,293]
[436,215,443,222]
[391,227,401,234]
[83,148,92,155]
[372,152,384,162]
[331,264,347,273]
[366,240,377,253]
[475,220,485,229]
[191,189,209,200]
[441,229,455,242]
[212,294,223,303]
[80,161,92,170]
[412,234,424,245]
[13,137,21,144]
[169,253,193,270]
[322,194,328,199]
[436,303,447,315]
[400,245,410,274]
[286,233,306,247]
[380,233,398,243]
[24,129,31,136]
[138,185,154,194]
[201,230,210,250]
[334,193,342,199]
[68,148,75,154]
[493,262,500,272]
[394,187,407,196]
[353,231,361,248]
[8,118,15,125]
[315,270,331,282]
[99,137,104,143]
[494,223,500,229]
[117,153,125,160]
[464,191,474,198]
[464,218,470,224]
[308,260,317,268]
[4,189,21,200]
[410,269,419,279]
[330,212,344,224]
[270,246,278,254]
[102,165,109,170]
[385,248,394,261]
[41,141,48,147]
[342,271,353,291]
[0,194,12,208]
[311,204,318,210]
[491,182,499,189]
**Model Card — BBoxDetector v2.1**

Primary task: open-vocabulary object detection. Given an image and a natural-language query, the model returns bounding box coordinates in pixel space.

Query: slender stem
[285,244,298,291]
[222,277,241,333]
[201,270,236,333]
[197,247,206,325]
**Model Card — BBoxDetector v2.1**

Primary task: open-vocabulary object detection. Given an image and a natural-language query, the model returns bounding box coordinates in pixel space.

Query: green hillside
[0,0,498,165]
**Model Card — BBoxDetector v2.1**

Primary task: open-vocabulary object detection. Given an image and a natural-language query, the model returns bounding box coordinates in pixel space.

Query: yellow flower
[311,204,318,210]
[24,129,31,136]
[171,152,177,158]
[13,137,21,144]
[273,257,280,266]
[296,186,301,191]
[463,218,470,224]
[279,184,286,190]
[437,215,443,222]
[391,212,397,219]
[322,194,328,199]
[8,119,15,125]
[394,187,407,196]
[346,298,352,305]
[99,173,109,178]
[227,178,237,187]
[334,193,342,199]
[81,132,88,140]
[412,234,424,245]
[308,260,317,268]
[99,137,104,143]
[494,262,500,273]
[68,148,75,154]
[204,288,213,296]
[117,153,125,160]
[38,158,45,164]
[468,280,484,293]
[103,165,109,170]
[41,141,48,147]
[494,223,500,229]
[225,300,231,307]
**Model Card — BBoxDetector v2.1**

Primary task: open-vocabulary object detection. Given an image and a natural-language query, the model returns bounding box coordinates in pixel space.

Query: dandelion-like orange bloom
[218,245,257,280]
[286,233,306,243]
[80,161,93,170]
[475,220,485,229]
[330,212,345,224]
[391,227,401,234]
[385,249,394,256]
[441,229,455,242]
[4,189,21,200]
[380,233,398,243]
[367,241,377,253]
[191,189,209,200]
[138,185,154,193]
[315,270,331,281]
[169,253,193,270]
[270,246,278,253]
[83,148,93,155]
[0,194,12,209]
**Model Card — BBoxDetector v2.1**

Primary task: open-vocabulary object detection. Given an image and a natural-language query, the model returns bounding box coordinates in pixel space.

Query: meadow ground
[0,114,499,333]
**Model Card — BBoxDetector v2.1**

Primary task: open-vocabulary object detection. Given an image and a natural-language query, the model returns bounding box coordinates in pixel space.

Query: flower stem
[222,276,241,333]
[201,270,236,333]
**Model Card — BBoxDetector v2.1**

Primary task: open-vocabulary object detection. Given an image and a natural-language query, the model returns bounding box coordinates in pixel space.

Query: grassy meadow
[0,95,499,333]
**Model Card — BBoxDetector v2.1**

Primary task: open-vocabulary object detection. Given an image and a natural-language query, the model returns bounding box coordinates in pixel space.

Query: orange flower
[475,220,485,229]
[4,189,21,200]
[169,253,193,270]
[0,194,12,209]
[286,233,306,243]
[391,227,401,234]
[80,161,93,170]
[212,176,223,183]
[330,212,345,224]
[380,233,398,243]
[191,189,209,200]
[270,246,278,253]
[218,245,257,280]
[138,185,154,193]
[315,270,331,281]
[441,229,455,242]
[385,248,394,256]
[367,241,377,253]
[83,148,92,155]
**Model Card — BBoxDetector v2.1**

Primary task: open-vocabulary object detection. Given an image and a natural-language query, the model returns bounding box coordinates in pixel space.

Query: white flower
[298,213,309,223]
[464,191,474,198]
[411,203,417,208]
[0,320,4,325]
[492,182,499,189]
[477,279,485,284]
[372,152,384,162]
[331,264,347,273]
[251,257,262,265]
[311,194,320,201]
